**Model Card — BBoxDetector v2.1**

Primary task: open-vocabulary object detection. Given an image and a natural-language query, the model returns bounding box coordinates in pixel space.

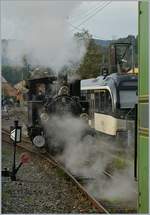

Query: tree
[2,56,32,85]
[75,31,102,79]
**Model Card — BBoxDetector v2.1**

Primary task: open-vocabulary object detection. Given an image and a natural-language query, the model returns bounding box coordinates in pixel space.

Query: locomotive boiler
[26,72,90,152]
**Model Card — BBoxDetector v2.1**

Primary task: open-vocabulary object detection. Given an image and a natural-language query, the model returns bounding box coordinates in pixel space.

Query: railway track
[2,128,109,213]
[2,128,137,213]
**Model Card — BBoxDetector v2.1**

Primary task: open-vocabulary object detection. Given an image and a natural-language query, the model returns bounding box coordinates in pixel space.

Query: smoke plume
[42,114,137,203]
[2,1,86,72]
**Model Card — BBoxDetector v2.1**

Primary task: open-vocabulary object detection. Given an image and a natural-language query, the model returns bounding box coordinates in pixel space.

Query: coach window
[95,92,99,112]
[99,90,105,112]
[81,90,87,99]
[86,91,90,101]
[105,90,112,112]
[99,89,112,113]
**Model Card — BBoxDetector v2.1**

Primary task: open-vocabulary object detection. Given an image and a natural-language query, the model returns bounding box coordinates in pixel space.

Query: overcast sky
[69,1,138,39]
[1,0,138,40]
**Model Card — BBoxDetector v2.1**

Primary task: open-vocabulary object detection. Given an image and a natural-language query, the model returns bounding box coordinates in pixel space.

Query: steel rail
[2,128,109,214]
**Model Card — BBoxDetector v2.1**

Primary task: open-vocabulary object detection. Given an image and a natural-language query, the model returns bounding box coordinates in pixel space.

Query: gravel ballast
[2,140,98,213]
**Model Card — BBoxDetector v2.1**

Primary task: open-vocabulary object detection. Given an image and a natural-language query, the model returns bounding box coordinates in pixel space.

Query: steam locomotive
[26,72,90,153]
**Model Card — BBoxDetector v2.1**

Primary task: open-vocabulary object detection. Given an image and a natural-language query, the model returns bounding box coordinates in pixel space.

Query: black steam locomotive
[26,72,90,152]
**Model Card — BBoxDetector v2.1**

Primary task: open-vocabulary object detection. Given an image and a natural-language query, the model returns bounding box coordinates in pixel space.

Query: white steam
[86,165,137,203]
[2,1,86,71]
[42,114,137,203]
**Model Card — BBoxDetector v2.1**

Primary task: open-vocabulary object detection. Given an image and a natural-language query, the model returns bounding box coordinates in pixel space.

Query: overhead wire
[68,1,112,39]
[76,1,112,28]
[69,2,101,20]
[68,1,105,23]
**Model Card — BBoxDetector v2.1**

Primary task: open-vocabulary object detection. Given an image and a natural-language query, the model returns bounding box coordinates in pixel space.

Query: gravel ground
[2,106,28,135]
[2,107,99,213]
[2,140,98,213]
[2,106,137,213]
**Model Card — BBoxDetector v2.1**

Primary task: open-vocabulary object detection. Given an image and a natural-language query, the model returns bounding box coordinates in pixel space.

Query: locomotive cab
[26,75,57,147]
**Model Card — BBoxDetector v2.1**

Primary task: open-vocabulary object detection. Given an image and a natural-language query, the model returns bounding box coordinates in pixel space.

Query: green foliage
[114,35,138,67]
[2,55,31,84]
[75,31,102,79]
[74,33,138,79]
[74,30,92,48]
[2,65,30,85]
[2,34,138,83]
[2,65,19,84]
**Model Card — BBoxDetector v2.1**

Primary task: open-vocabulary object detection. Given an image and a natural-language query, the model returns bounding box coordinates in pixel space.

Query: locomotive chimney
[58,72,68,86]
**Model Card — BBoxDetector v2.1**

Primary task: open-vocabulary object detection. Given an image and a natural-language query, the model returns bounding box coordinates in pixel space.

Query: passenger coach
[81,72,138,140]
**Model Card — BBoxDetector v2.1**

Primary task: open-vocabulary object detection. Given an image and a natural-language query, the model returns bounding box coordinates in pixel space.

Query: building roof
[81,76,104,90]
[2,82,17,97]
[1,76,7,83]
[81,72,137,90]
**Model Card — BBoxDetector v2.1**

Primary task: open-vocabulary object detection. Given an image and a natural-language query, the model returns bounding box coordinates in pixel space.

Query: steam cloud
[42,114,137,204]
[3,0,137,205]
[2,1,87,72]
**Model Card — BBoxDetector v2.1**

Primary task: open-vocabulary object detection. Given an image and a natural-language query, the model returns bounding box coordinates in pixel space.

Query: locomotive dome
[29,68,54,80]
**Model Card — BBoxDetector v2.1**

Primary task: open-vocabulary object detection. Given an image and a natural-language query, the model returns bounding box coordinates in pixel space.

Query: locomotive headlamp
[80,113,89,122]
[33,135,45,147]
[58,86,69,96]
[40,112,49,122]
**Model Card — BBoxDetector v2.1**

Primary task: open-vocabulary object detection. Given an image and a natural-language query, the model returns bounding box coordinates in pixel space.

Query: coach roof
[81,73,137,90]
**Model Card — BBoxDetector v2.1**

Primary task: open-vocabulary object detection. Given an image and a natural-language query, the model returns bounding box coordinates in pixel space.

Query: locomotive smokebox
[58,71,81,98]
[70,79,81,97]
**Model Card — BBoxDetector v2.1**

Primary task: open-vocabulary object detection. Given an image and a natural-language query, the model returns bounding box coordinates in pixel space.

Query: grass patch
[112,157,127,169]
[2,191,11,202]
[56,168,70,180]
[25,195,33,203]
